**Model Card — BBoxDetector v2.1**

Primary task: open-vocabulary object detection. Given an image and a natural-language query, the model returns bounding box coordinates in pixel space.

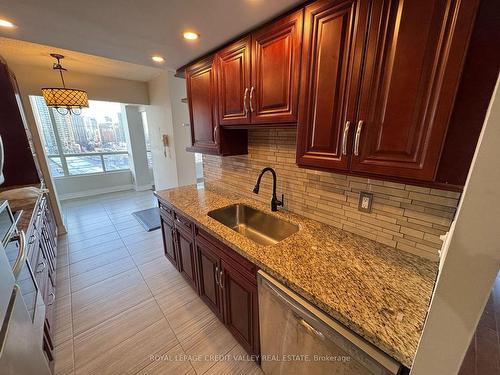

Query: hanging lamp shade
[41,87,89,109]
[41,53,89,115]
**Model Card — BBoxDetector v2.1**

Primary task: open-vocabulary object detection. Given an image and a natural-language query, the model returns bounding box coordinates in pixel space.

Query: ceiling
[0,0,304,72]
[0,37,163,81]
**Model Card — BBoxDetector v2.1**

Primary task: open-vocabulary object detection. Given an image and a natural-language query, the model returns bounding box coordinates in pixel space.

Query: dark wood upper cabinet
[250,9,303,124]
[350,0,480,181]
[217,37,252,126]
[297,0,369,171]
[185,57,248,156]
[186,57,218,153]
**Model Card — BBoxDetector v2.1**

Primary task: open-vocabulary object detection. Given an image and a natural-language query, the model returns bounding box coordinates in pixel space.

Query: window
[30,96,130,177]
[141,111,152,169]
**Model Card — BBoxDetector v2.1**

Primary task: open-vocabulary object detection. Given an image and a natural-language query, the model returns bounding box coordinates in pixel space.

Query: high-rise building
[115,112,127,144]
[71,115,88,150]
[99,122,115,144]
[32,96,58,154]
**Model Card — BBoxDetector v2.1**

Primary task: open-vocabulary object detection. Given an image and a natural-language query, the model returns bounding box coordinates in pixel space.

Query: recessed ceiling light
[152,55,164,63]
[183,31,199,41]
[0,19,16,28]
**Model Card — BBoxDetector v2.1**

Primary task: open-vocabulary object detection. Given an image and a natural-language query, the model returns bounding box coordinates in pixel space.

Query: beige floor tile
[165,297,216,344]
[137,344,196,375]
[137,256,172,278]
[183,318,239,374]
[121,230,161,246]
[130,245,163,265]
[73,298,164,366]
[203,344,264,375]
[69,240,127,264]
[54,339,74,375]
[66,225,117,243]
[65,222,115,237]
[155,278,200,315]
[70,256,136,292]
[72,269,152,335]
[68,231,121,253]
[118,224,147,238]
[74,319,178,375]
[125,236,164,255]
[69,246,131,276]
[54,293,72,347]
[143,264,184,295]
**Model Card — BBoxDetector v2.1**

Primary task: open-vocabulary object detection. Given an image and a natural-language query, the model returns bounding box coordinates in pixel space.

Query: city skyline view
[30,96,131,176]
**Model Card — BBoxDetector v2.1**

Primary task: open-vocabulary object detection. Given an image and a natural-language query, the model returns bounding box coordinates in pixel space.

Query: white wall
[124,105,152,190]
[54,171,134,200]
[411,75,500,374]
[145,71,195,190]
[10,62,151,232]
[168,73,196,186]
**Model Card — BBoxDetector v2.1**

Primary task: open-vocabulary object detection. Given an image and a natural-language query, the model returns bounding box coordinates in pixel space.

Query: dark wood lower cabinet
[160,216,178,269]
[158,201,260,358]
[221,259,259,356]
[195,237,223,319]
[175,225,198,289]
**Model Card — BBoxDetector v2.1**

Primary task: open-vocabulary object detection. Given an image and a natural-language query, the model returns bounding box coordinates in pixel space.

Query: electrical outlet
[358,192,373,213]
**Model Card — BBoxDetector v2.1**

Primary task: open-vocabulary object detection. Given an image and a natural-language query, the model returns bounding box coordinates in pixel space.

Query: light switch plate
[358,192,373,213]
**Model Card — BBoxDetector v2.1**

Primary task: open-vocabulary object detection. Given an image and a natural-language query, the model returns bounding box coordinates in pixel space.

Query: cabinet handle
[213,126,218,143]
[243,87,249,115]
[48,292,56,306]
[354,120,364,156]
[215,266,220,286]
[11,231,26,279]
[342,121,351,155]
[219,270,224,289]
[36,260,46,273]
[249,86,255,112]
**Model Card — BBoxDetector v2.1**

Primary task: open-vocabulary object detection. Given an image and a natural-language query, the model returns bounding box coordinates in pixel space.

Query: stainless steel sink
[207,204,299,246]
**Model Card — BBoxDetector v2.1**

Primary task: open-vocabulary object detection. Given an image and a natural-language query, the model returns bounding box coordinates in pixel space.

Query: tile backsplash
[203,129,461,261]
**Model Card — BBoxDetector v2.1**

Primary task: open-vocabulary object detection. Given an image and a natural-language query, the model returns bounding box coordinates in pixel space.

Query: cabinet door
[175,226,197,290]
[195,238,223,318]
[160,217,178,269]
[221,260,259,355]
[351,0,478,180]
[250,9,303,124]
[186,57,220,154]
[296,0,369,171]
[217,37,251,125]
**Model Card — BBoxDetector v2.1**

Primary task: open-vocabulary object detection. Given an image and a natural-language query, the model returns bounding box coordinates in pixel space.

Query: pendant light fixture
[41,53,89,115]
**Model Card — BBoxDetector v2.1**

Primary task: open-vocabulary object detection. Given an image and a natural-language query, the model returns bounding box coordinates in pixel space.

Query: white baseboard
[57,184,134,201]
[134,184,153,192]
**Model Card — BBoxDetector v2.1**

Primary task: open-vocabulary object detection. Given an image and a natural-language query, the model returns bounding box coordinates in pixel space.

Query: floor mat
[132,207,161,232]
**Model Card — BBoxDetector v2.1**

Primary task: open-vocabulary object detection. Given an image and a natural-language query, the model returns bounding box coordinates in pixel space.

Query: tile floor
[54,189,263,375]
[459,271,500,375]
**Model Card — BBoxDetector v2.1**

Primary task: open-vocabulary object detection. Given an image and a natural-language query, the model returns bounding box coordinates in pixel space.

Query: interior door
[250,9,303,124]
[175,226,197,290]
[296,0,369,171]
[221,260,259,355]
[195,238,223,319]
[216,37,251,125]
[351,0,477,180]
[160,217,177,269]
[186,57,219,153]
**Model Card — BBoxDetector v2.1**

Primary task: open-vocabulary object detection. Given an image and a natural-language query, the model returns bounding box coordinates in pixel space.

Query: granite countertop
[0,183,43,233]
[155,184,439,367]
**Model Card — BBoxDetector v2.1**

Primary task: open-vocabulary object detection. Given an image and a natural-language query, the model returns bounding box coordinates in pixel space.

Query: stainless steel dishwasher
[258,271,403,375]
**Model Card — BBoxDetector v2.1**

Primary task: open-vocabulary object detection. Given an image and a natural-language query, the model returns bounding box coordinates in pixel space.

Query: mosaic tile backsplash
[203,129,461,261]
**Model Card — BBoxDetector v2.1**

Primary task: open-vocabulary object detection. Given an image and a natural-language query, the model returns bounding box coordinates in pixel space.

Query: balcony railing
[47,151,130,177]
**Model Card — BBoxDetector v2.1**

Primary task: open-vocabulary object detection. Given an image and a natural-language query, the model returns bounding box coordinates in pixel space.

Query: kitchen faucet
[253,167,283,212]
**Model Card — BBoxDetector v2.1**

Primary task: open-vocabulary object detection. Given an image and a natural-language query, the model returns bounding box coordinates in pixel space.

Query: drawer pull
[36,260,46,273]
[48,292,55,306]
